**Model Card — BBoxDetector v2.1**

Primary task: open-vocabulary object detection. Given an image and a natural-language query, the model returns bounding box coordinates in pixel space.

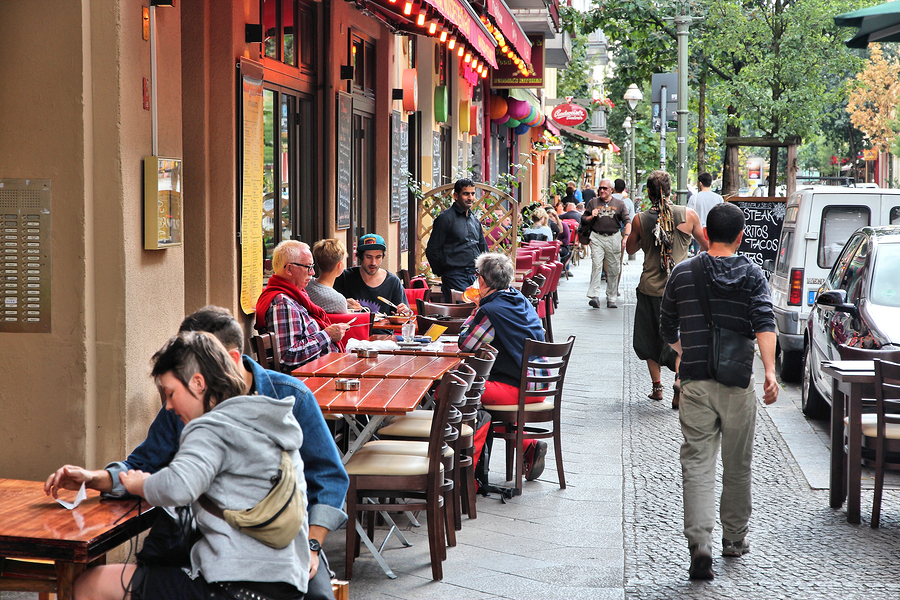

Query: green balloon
[504,118,520,128]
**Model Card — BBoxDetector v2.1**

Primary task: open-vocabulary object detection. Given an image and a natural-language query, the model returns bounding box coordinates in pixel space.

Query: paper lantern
[434,85,448,123]
[489,95,507,120]
[524,109,542,127]
[492,114,510,125]
[459,100,470,132]
[402,69,418,112]
[514,122,530,135]
[504,118,520,128]
[507,98,530,121]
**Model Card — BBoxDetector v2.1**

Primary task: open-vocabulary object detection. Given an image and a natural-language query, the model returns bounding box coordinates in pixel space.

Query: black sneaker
[689,544,714,580]
[526,441,548,481]
[722,538,750,557]
[588,297,601,308]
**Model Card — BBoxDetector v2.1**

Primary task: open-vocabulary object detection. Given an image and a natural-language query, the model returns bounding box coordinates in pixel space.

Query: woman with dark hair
[625,170,706,408]
[74,331,311,600]
[458,252,549,482]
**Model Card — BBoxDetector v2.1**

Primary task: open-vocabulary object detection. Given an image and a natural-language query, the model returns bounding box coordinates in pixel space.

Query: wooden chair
[417,314,465,336]
[865,359,900,527]
[484,336,576,495]
[251,332,283,372]
[450,289,467,304]
[416,299,476,318]
[344,373,468,580]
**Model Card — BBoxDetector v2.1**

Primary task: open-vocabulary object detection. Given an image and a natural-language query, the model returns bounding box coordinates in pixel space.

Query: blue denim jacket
[105,356,349,532]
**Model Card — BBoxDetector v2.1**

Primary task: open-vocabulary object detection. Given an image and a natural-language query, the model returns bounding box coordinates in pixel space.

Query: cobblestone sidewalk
[620,280,900,600]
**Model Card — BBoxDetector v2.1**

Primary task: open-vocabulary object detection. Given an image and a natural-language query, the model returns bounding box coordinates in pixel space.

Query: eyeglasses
[289,262,316,273]
[598,186,612,190]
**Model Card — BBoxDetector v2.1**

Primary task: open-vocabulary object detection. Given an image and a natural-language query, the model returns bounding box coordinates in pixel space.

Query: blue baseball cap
[357,233,387,254]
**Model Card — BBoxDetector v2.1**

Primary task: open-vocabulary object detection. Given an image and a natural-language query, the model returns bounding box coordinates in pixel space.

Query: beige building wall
[0,1,183,479]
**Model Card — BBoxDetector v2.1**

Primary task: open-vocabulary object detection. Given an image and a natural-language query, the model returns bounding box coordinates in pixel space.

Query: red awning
[485,0,531,64]
[363,0,498,68]
[556,124,610,148]
[610,142,620,154]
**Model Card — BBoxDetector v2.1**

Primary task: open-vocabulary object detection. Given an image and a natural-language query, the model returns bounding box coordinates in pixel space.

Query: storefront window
[283,0,296,66]
[262,0,310,69]
[262,90,276,277]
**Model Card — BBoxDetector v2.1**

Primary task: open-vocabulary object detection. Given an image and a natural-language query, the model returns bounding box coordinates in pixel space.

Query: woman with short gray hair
[458,252,548,482]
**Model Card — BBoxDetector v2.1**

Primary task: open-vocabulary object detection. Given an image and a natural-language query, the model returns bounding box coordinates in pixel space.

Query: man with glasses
[583,178,631,308]
[335,233,411,316]
[256,240,350,368]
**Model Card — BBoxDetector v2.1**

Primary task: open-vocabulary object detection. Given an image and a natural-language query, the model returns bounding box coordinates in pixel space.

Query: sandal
[672,380,681,410]
[648,382,664,401]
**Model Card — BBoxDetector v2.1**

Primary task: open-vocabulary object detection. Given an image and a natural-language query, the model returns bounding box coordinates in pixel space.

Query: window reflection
[262,90,276,278]
[263,0,278,60]
[281,95,293,242]
[283,0,296,66]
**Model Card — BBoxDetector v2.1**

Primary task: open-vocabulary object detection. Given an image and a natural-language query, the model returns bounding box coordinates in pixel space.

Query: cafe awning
[834,0,900,47]
[556,124,610,148]
[484,0,531,64]
[362,0,498,68]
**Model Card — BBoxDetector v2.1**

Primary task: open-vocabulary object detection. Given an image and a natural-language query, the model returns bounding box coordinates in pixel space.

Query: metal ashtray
[334,378,360,391]
[355,348,379,358]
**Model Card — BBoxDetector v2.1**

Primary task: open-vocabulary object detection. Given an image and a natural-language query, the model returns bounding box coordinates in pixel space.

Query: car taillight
[788,268,803,306]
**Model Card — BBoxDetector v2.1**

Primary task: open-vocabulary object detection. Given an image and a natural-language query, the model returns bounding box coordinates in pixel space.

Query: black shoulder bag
[690,257,755,389]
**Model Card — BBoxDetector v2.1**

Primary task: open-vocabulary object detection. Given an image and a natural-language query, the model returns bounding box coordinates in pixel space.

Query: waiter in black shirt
[426,178,488,303]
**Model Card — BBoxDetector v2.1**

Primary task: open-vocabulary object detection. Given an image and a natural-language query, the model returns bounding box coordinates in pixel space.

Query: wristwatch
[309,539,321,553]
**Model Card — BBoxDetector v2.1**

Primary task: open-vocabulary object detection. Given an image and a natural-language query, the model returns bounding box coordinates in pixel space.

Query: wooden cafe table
[0,479,155,599]
[822,360,878,524]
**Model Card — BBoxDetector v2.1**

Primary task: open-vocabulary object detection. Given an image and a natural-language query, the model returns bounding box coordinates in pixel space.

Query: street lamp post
[623,117,632,196]
[623,83,643,198]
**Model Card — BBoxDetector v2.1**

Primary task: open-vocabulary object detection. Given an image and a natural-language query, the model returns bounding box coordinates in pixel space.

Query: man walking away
[659,202,778,580]
[426,178,489,303]
[686,172,724,254]
[582,178,630,308]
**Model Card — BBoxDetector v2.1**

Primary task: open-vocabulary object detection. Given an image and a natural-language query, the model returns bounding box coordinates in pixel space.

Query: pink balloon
[492,114,510,125]
[507,99,530,121]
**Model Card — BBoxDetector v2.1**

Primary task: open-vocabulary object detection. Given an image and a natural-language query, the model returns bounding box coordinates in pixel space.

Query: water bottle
[402,319,416,343]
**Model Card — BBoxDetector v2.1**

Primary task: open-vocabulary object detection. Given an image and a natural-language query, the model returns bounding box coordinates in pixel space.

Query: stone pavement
[8,251,900,600]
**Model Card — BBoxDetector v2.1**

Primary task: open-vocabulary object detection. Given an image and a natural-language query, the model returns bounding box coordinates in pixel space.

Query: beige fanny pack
[198,450,305,549]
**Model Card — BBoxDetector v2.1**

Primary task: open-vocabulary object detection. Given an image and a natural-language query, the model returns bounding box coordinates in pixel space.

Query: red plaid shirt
[267,293,338,367]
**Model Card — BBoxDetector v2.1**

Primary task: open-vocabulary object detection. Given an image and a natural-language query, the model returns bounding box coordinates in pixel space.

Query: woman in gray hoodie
[75,331,310,600]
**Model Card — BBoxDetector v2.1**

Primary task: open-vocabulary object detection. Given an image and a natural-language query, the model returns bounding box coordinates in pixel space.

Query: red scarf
[255,275,345,352]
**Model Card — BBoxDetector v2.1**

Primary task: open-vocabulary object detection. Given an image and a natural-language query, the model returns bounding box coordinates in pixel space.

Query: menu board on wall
[0,179,51,333]
[336,93,352,230]
[432,131,441,189]
[391,111,401,223]
[399,121,410,253]
[726,198,787,267]
[239,63,265,315]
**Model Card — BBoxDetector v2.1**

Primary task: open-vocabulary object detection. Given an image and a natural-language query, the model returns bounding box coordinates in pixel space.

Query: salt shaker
[401,319,416,343]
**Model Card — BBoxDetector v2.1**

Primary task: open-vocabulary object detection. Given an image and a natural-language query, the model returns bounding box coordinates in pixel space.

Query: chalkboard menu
[432,131,441,189]
[336,93,352,230]
[726,198,787,268]
[390,112,401,222]
[399,121,410,252]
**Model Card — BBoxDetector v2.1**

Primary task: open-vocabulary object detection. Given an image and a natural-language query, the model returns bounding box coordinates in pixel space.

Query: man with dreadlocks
[625,171,707,408]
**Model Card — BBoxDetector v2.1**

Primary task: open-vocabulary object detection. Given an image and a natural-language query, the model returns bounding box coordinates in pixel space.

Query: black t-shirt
[334,267,405,314]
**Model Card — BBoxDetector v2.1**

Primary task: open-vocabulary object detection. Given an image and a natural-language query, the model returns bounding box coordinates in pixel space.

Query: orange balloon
[489,95,508,120]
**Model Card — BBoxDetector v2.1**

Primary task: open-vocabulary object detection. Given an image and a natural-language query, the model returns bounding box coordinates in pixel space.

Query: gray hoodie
[143,395,310,593]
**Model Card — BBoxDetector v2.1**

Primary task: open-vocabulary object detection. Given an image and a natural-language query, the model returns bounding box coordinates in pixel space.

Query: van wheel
[780,349,803,382]
[801,345,828,419]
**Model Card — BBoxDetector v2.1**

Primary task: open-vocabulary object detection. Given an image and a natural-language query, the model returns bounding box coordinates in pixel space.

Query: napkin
[56,482,87,510]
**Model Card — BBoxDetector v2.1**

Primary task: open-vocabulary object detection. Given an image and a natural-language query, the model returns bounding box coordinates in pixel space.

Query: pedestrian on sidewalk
[625,170,706,408]
[582,178,631,309]
[659,202,779,581]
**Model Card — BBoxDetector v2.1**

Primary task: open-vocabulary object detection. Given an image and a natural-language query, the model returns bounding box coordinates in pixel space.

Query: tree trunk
[697,72,707,176]
[722,105,741,195]
[768,146,778,196]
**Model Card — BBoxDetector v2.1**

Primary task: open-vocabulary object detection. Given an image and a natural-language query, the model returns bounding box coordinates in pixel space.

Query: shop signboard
[491,33,544,89]
[551,101,588,127]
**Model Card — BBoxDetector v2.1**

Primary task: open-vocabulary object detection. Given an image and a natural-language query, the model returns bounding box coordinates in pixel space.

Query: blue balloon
[514,123,530,136]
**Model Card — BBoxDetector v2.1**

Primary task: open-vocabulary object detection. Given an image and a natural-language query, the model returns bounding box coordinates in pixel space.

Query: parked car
[802,226,900,417]
[767,187,900,382]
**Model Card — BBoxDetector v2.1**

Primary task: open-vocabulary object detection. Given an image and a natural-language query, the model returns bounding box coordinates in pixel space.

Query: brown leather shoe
[672,380,681,409]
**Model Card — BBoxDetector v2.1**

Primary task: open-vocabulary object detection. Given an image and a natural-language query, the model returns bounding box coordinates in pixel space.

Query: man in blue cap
[335,233,411,315]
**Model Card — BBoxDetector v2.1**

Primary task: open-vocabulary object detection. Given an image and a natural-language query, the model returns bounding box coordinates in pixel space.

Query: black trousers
[440,268,477,303]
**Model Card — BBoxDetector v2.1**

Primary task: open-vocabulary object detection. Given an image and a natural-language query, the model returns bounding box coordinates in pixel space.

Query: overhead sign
[551,102,588,127]
[491,33,544,89]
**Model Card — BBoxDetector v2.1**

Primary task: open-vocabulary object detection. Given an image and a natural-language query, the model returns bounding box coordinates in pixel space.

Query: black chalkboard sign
[432,131,441,189]
[336,93,352,230]
[726,197,787,268]
[399,121,410,253]
[390,112,401,222]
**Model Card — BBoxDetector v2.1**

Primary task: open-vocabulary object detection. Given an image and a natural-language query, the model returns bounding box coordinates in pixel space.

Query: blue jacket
[105,356,349,532]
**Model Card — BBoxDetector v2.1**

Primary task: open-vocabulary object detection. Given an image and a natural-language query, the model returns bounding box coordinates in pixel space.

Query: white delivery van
[768,187,900,381]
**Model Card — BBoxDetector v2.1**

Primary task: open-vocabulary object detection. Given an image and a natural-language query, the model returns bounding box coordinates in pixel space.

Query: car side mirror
[816,289,857,315]
[762,259,775,272]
